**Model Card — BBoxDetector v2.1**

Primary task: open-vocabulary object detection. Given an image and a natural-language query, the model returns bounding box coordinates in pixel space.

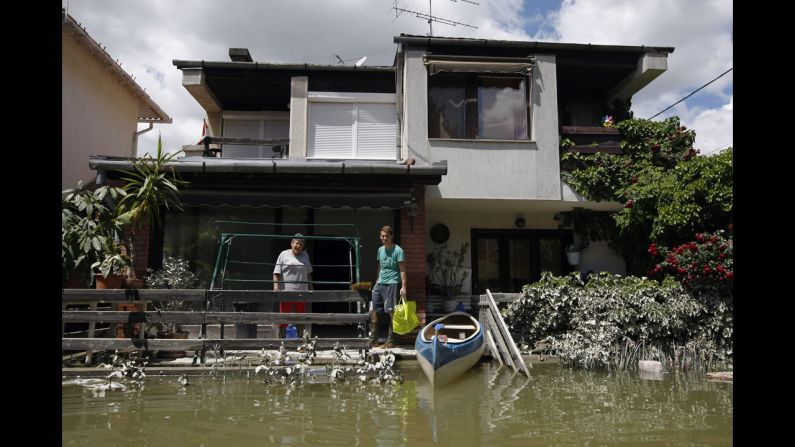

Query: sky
[63,0,733,157]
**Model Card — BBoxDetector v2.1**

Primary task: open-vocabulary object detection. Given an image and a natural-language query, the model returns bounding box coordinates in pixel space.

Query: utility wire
[648,67,733,119]
[702,142,732,156]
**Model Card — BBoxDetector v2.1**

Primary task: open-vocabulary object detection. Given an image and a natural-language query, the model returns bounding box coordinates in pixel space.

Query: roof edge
[393,34,674,54]
[62,9,172,123]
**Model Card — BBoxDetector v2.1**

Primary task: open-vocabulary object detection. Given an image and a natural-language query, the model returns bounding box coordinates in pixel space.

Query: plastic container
[285,324,298,339]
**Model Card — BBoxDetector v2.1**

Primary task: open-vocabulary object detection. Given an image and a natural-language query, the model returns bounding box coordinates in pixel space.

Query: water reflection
[63,363,732,446]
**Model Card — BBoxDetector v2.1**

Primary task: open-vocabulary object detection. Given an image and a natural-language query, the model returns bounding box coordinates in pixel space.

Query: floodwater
[62,362,732,446]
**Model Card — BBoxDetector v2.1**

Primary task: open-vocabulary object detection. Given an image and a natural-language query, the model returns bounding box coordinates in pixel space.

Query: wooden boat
[415,311,485,386]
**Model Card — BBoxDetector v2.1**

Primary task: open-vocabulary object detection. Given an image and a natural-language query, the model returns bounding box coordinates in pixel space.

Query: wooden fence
[63,289,370,364]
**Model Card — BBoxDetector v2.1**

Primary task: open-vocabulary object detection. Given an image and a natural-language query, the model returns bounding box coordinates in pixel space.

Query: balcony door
[471,229,573,294]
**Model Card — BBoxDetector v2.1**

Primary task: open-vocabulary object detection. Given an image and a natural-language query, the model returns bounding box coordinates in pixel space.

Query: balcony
[560,126,621,155]
[200,136,289,158]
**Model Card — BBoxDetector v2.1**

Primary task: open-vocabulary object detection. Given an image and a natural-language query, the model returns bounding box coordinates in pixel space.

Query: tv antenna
[333,54,368,66]
[392,0,478,36]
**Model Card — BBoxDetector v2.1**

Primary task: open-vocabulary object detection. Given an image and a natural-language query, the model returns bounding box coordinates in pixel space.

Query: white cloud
[535,0,733,148]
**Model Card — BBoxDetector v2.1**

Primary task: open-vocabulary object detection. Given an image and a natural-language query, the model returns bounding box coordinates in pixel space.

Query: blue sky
[64,0,732,156]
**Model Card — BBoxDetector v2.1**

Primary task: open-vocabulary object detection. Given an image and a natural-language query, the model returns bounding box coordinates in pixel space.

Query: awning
[180,190,413,210]
[424,55,535,76]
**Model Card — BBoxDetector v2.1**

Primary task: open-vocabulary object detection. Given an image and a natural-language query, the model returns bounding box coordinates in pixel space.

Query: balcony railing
[560,126,621,155]
[202,136,290,158]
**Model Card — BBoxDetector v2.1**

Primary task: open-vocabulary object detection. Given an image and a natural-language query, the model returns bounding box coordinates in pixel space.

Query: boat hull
[415,312,485,386]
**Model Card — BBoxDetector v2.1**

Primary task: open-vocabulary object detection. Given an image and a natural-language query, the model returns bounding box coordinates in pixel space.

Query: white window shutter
[356,103,397,160]
[308,103,354,158]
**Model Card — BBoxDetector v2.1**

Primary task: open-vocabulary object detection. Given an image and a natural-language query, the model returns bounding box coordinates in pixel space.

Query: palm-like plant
[119,135,187,230]
[116,136,188,275]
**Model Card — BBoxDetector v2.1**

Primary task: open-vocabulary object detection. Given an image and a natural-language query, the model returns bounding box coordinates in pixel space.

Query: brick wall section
[130,220,150,279]
[398,187,427,338]
[105,179,151,279]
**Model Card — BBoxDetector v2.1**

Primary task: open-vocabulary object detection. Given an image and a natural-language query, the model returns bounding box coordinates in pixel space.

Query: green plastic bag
[393,295,419,335]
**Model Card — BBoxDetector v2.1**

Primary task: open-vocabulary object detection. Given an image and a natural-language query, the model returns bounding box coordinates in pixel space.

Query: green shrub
[503,272,730,370]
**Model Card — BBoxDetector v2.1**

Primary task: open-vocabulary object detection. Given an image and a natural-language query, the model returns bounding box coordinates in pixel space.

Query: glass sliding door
[471,229,573,294]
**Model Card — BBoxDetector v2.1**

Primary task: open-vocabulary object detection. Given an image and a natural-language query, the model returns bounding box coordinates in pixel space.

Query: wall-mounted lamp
[515,217,525,228]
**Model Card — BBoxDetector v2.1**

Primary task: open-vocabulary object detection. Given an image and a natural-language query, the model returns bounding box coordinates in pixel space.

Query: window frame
[470,229,573,294]
[427,72,531,141]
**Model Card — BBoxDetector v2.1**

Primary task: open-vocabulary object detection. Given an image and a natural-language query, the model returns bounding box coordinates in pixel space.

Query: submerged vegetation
[504,272,731,372]
[543,117,733,370]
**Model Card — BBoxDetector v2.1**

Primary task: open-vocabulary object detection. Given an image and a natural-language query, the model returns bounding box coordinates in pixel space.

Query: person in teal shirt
[370,225,407,349]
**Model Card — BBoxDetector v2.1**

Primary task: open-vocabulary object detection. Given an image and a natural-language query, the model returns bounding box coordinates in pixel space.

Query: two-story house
[89,35,672,324]
[63,9,171,189]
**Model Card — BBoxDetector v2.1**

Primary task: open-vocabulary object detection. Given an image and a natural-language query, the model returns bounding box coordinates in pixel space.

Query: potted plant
[565,243,585,267]
[92,239,132,289]
[426,242,470,303]
[62,182,128,288]
[145,257,202,338]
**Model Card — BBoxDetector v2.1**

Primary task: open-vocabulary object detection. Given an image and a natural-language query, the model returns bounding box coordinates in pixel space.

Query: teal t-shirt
[377,244,405,284]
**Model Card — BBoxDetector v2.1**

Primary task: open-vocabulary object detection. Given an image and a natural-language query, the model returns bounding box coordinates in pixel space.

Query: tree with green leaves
[561,117,732,277]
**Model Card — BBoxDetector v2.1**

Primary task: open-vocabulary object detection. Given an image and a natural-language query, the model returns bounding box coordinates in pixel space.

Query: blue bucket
[285,324,298,339]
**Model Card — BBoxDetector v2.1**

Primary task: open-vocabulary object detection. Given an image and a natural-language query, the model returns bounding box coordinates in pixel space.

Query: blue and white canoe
[415,312,485,386]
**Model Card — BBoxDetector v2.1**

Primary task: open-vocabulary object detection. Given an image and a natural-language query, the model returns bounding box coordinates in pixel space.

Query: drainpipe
[132,122,154,156]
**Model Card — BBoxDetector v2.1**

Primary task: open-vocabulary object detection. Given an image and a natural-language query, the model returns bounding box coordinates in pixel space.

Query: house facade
[89,35,672,325]
[62,9,171,189]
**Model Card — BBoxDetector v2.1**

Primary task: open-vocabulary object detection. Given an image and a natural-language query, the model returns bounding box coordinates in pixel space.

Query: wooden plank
[84,302,97,365]
[560,126,620,135]
[63,289,205,302]
[206,290,369,305]
[483,306,517,371]
[62,337,369,351]
[439,324,476,330]
[203,312,368,325]
[483,327,503,366]
[485,293,521,303]
[485,290,531,376]
[62,311,368,325]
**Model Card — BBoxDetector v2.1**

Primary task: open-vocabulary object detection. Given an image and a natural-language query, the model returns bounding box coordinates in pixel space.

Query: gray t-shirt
[273,250,313,291]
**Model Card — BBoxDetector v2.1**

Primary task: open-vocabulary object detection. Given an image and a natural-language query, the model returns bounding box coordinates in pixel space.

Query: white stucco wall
[576,239,627,276]
[402,51,561,201]
[62,28,139,189]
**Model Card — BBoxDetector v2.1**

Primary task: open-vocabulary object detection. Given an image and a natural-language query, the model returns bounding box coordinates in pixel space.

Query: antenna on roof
[393,0,478,36]
[334,54,368,66]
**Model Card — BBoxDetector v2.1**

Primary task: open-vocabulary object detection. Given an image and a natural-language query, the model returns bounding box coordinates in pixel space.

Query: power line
[702,142,732,155]
[648,67,733,119]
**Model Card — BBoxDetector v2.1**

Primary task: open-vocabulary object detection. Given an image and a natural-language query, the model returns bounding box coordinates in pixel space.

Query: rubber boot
[379,312,398,349]
[368,310,379,345]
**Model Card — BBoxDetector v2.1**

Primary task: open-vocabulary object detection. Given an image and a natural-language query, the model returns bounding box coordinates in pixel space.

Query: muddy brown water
[63,362,732,446]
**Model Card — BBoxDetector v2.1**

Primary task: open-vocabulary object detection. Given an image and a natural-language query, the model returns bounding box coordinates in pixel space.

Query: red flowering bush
[650,228,733,296]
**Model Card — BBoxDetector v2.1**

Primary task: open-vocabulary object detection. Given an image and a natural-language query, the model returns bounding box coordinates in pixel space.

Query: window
[471,229,572,294]
[428,74,529,140]
[308,92,397,160]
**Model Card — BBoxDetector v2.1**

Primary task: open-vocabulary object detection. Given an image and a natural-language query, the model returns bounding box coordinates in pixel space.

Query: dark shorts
[371,283,399,313]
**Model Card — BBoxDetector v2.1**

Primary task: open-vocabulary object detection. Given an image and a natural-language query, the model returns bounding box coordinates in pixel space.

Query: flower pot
[96,273,125,289]
[566,251,581,266]
[125,278,145,289]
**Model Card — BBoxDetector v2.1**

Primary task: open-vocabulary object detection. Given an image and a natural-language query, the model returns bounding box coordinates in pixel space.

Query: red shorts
[279,301,306,328]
